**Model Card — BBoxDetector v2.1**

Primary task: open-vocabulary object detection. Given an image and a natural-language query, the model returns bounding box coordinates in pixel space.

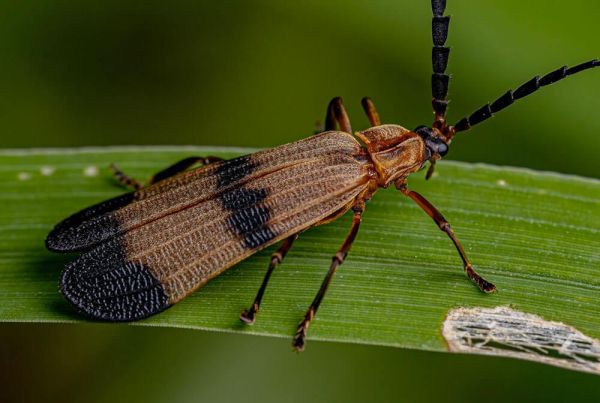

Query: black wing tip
[45,223,100,253]
[46,225,79,253]
[46,192,136,253]
[45,230,62,252]
[59,259,171,322]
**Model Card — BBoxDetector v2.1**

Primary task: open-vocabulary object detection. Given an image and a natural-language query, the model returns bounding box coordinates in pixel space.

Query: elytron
[46,0,598,350]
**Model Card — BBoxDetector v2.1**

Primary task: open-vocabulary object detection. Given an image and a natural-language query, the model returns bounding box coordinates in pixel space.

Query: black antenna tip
[432,0,447,17]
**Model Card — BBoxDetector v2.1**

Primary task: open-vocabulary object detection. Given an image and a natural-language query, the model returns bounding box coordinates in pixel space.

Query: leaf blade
[0,147,599,369]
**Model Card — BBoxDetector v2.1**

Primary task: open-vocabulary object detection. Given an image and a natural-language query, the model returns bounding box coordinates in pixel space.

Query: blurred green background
[1,0,599,402]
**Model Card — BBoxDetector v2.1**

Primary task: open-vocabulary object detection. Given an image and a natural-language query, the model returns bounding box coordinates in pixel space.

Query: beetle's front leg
[323,97,353,134]
[397,183,496,293]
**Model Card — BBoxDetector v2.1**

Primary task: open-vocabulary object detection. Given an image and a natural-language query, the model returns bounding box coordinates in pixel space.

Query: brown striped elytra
[46,0,599,351]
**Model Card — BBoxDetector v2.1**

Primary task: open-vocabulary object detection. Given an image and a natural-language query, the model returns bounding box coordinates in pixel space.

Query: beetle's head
[414,125,449,162]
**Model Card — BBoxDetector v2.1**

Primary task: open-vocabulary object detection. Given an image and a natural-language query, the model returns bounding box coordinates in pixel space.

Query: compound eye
[437,141,448,157]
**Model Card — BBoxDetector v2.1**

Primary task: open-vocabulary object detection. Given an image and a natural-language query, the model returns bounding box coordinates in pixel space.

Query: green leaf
[1,147,599,372]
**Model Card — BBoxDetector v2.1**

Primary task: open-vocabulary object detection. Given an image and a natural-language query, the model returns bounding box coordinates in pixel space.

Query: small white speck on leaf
[17,172,31,181]
[496,179,508,187]
[40,166,55,176]
[83,165,99,177]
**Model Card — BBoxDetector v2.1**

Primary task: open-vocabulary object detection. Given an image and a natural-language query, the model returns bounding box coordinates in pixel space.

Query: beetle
[46,0,598,351]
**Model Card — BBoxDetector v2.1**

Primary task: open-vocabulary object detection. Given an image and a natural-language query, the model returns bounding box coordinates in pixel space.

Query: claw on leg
[240,303,259,325]
[466,265,496,293]
[292,309,314,352]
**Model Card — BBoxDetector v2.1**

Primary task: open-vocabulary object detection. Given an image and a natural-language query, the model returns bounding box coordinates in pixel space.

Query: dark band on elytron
[216,156,277,249]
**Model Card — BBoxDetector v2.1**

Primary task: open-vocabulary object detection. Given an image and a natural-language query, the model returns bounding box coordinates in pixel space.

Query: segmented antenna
[450,59,600,137]
[431,0,451,130]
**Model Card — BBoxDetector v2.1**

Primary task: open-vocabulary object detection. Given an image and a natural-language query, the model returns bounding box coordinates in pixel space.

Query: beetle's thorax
[356,124,428,187]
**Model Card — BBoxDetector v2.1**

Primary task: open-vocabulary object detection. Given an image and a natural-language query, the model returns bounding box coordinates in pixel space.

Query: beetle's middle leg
[111,156,224,191]
[361,97,381,127]
[397,184,496,293]
[292,201,364,352]
[240,234,298,325]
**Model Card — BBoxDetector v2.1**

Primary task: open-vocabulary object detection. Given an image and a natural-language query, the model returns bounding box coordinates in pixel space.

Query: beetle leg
[361,97,381,127]
[324,97,338,131]
[425,160,436,180]
[324,97,352,134]
[292,202,365,352]
[240,234,299,325]
[110,156,224,190]
[397,185,496,293]
[148,156,224,184]
[110,164,144,191]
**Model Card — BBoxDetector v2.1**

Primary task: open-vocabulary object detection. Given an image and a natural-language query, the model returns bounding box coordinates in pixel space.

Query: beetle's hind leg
[110,164,144,191]
[397,183,496,293]
[110,156,224,190]
[292,202,364,352]
[240,234,298,324]
[148,156,223,184]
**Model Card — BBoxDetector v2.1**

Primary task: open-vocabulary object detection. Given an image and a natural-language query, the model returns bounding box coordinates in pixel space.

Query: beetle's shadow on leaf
[23,242,80,319]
